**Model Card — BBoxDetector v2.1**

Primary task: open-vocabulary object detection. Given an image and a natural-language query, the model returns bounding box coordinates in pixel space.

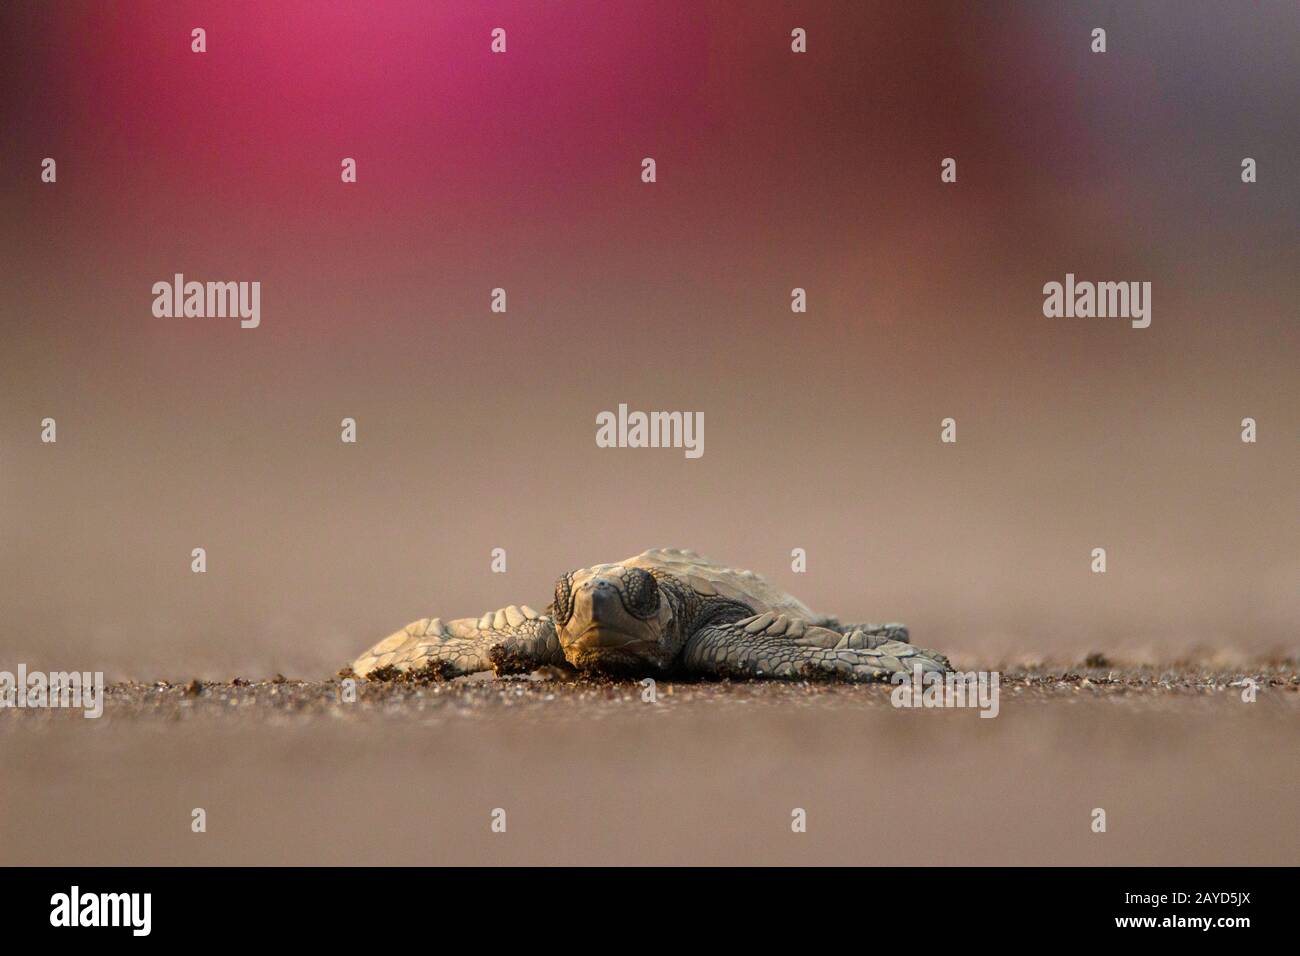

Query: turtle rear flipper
[352,607,561,679]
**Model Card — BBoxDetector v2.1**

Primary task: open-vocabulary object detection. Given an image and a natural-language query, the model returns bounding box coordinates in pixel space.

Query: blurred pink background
[2,1,1296,677]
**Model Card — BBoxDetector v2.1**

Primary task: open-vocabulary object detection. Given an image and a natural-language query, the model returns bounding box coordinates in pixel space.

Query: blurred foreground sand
[2,666,1296,866]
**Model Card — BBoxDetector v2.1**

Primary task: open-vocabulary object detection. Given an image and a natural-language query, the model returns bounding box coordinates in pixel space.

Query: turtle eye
[551,573,574,626]
[624,569,660,618]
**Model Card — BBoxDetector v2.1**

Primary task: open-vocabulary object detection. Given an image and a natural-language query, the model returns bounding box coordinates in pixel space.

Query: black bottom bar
[0,867,1281,939]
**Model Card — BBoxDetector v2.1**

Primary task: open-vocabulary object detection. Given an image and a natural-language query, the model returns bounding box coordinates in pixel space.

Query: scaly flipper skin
[821,620,913,648]
[681,613,950,682]
[351,606,562,678]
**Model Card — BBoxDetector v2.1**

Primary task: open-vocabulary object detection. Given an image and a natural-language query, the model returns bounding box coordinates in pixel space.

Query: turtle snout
[580,571,659,622]
[588,580,623,621]
[565,573,659,651]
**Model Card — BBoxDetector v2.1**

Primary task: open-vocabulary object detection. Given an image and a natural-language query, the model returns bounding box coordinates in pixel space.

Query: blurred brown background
[2,1,1296,678]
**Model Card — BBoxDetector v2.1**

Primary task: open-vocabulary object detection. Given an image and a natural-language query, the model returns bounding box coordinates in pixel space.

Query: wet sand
[3,663,1297,866]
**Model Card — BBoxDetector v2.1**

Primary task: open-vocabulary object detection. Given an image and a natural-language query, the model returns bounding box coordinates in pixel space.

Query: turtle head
[550,565,676,673]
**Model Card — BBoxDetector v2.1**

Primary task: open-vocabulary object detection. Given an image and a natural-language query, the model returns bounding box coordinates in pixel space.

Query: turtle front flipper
[825,621,912,647]
[681,613,949,682]
[351,606,561,679]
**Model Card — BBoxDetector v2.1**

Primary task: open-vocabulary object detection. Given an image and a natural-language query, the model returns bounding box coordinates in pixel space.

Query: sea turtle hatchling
[352,549,950,682]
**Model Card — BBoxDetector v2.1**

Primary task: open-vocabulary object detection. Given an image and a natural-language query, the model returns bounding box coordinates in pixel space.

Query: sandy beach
[3,662,1296,866]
